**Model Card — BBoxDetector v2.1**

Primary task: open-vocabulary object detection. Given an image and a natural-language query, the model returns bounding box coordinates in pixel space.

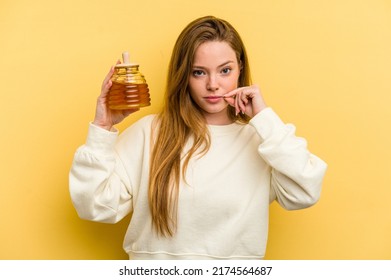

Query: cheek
[223,75,240,91]
[188,78,203,96]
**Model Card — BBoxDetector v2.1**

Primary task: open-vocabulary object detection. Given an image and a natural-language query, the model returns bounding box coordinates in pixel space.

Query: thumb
[223,96,236,107]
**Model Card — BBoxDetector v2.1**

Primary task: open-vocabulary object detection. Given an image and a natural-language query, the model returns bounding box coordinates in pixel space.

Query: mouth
[203,95,225,104]
[204,95,224,100]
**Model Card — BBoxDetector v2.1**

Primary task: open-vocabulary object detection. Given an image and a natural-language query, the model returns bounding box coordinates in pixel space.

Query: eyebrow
[192,60,235,69]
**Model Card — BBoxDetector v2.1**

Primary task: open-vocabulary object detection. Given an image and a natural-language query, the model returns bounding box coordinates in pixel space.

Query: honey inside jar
[107,51,151,110]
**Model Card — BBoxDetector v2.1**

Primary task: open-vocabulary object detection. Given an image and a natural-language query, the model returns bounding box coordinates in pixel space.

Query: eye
[192,70,205,77]
[221,67,232,75]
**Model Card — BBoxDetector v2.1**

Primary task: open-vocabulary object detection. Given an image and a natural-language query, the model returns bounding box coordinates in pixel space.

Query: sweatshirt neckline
[207,122,243,135]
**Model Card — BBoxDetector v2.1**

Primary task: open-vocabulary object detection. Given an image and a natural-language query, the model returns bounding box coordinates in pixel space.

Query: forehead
[193,41,237,66]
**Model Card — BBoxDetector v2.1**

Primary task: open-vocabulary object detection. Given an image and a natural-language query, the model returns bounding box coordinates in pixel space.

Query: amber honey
[107,51,151,110]
[108,82,150,109]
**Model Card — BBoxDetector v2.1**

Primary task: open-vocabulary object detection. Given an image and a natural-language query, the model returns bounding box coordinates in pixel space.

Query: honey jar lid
[115,51,139,67]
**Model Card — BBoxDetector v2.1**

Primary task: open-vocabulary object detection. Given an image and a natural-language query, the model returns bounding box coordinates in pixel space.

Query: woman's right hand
[92,64,139,131]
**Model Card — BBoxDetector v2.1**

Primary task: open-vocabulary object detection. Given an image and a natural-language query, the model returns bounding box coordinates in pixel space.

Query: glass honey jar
[108,51,151,110]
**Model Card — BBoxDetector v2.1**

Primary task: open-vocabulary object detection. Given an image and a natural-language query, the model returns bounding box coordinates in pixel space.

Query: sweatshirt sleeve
[249,108,327,210]
[69,123,133,223]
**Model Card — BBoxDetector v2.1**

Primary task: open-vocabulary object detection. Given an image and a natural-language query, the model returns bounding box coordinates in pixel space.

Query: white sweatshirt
[69,108,327,259]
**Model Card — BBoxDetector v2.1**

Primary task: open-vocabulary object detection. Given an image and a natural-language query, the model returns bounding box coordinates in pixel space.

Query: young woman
[69,16,327,259]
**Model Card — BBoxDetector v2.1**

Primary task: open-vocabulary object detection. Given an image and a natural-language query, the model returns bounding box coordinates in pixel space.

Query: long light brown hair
[149,16,252,237]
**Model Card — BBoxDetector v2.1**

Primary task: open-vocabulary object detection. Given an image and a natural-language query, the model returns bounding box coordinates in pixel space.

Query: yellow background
[1,0,390,259]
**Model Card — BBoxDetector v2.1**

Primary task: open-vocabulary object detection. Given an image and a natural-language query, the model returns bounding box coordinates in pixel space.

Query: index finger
[223,86,246,97]
[102,64,117,85]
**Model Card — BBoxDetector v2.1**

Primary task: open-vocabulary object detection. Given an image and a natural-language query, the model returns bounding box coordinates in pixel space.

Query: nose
[206,75,219,91]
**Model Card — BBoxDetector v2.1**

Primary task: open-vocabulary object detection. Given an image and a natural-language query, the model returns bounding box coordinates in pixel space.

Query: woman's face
[188,40,241,125]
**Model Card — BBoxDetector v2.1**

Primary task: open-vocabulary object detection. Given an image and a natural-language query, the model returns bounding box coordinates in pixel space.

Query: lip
[204,95,224,100]
[204,95,224,104]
